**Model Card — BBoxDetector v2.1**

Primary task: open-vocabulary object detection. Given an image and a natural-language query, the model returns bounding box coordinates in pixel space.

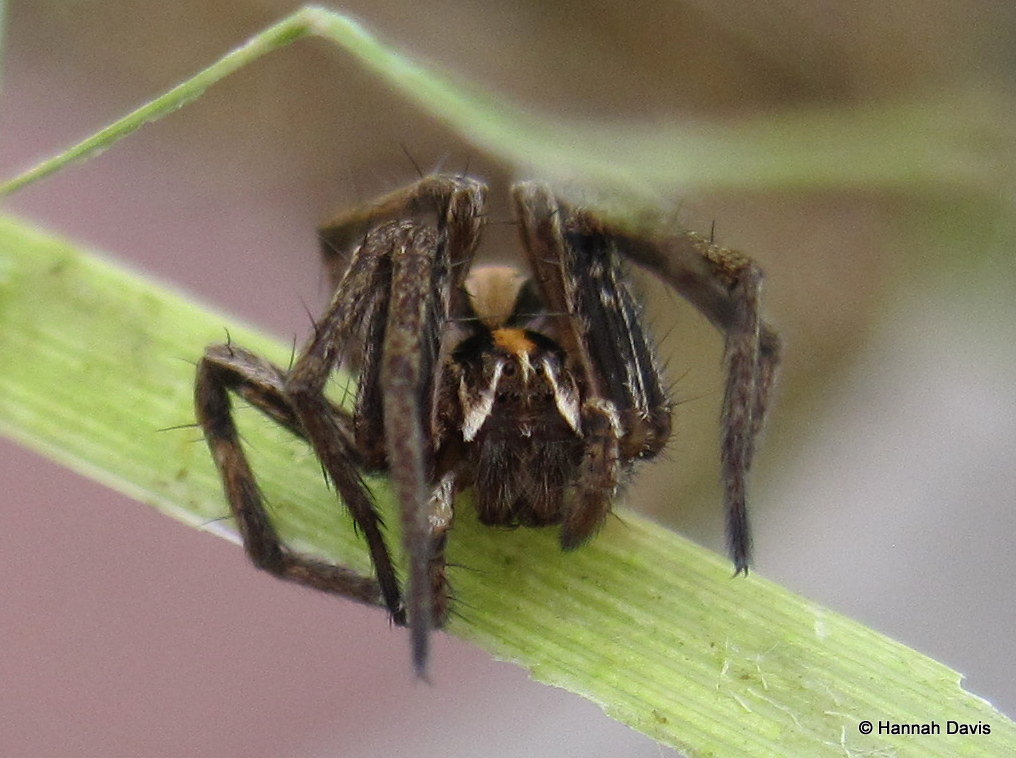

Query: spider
[195,174,780,674]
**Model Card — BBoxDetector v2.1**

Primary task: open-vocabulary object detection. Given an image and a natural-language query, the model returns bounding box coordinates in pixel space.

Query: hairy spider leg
[556,194,780,573]
[198,175,486,675]
[307,175,486,674]
[512,184,672,549]
[195,344,389,611]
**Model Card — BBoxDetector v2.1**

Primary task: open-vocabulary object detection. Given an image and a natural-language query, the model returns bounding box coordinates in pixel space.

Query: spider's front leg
[199,174,485,664]
[513,183,778,573]
[296,174,486,674]
[611,222,780,573]
[513,184,673,549]
[195,344,389,611]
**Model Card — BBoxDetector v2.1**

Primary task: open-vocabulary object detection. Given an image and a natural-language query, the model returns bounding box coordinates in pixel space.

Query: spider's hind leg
[195,343,403,621]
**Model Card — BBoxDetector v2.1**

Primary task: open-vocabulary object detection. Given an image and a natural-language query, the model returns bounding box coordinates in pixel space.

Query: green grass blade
[1,214,1013,757]
[0,5,1007,201]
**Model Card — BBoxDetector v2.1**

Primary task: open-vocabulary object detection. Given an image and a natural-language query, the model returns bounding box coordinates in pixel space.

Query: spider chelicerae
[195,174,780,673]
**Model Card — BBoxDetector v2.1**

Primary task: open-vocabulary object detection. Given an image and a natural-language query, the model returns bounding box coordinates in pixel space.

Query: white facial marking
[542,358,581,434]
[460,360,504,442]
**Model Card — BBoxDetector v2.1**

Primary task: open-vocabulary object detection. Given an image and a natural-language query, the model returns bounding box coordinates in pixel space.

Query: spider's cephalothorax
[195,175,780,674]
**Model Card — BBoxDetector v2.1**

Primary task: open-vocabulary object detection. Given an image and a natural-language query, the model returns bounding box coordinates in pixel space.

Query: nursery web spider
[195,174,780,673]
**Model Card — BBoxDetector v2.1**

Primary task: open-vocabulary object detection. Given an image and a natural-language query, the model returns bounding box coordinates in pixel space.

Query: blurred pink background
[1,2,1014,756]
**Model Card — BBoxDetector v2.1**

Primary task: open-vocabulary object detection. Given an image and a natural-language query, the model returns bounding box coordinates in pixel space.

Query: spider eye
[502,362,516,377]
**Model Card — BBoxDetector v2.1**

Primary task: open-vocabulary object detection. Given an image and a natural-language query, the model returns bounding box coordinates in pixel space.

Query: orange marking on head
[492,328,535,356]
